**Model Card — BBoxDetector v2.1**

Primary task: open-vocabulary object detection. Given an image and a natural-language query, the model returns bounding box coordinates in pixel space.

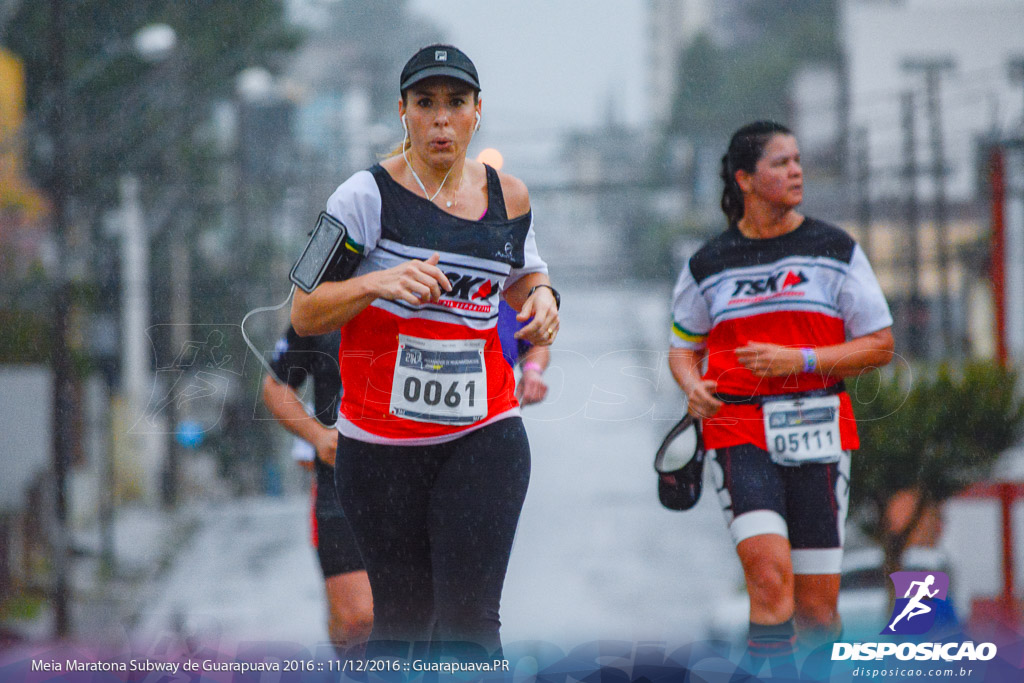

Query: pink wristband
[522,361,543,375]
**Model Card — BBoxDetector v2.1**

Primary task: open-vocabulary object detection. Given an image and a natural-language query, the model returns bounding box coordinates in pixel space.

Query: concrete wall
[0,365,51,512]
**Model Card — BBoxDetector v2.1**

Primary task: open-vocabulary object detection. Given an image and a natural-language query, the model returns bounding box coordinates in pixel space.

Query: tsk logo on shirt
[729,269,809,302]
[438,273,499,313]
[731,269,808,297]
[445,273,497,302]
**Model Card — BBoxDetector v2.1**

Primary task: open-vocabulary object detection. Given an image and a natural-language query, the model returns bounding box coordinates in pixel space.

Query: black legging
[335,417,531,656]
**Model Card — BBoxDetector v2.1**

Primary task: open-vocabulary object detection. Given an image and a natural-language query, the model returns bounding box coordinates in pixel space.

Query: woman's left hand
[516,368,548,405]
[735,342,802,377]
[514,288,560,346]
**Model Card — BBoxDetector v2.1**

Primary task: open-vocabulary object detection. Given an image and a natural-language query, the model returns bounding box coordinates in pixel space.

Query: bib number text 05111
[762,394,842,466]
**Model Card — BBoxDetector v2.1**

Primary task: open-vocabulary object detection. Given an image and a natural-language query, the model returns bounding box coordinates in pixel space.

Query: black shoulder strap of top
[484,163,508,221]
[369,163,389,183]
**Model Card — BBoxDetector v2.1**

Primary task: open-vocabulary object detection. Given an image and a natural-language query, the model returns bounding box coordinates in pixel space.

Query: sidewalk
[131,495,325,645]
[0,502,200,647]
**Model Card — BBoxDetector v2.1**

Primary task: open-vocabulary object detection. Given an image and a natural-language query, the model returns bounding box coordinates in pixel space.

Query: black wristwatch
[527,284,560,310]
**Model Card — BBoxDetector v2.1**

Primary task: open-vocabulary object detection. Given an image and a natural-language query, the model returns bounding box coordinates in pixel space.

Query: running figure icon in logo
[882,571,950,635]
[889,575,939,631]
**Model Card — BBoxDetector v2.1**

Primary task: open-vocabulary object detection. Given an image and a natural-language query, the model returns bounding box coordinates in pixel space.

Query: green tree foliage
[852,362,1024,576]
[1,2,302,483]
[741,0,841,63]
[2,0,300,208]
[668,0,840,138]
[670,34,727,137]
[321,0,440,119]
[650,2,840,281]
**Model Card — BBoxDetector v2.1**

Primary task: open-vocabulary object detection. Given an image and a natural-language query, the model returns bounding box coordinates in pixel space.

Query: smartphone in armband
[289,212,354,293]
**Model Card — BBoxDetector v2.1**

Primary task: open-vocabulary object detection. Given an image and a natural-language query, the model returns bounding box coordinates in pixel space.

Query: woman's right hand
[372,252,452,306]
[686,379,723,419]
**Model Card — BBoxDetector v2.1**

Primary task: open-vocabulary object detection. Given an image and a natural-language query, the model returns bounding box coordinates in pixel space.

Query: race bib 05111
[762,394,842,466]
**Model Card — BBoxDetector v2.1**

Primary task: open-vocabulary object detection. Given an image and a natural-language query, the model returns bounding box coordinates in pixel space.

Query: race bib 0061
[389,335,488,425]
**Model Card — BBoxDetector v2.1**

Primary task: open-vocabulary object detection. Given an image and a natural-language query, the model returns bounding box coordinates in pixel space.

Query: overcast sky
[407,0,648,136]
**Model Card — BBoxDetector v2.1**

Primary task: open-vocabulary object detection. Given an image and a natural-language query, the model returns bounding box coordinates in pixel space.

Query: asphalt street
[130,283,741,649]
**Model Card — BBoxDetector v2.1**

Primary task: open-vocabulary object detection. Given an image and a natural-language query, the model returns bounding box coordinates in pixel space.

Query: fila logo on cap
[435,50,447,61]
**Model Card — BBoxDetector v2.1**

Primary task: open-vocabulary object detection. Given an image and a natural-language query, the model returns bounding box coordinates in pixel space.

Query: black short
[709,443,850,575]
[334,417,531,655]
[313,457,364,578]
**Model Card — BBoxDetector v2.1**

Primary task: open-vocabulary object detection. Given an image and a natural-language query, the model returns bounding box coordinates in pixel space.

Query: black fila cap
[400,44,480,93]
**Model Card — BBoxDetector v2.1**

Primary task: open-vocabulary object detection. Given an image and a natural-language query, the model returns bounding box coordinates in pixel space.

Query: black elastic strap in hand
[714,381,846,406]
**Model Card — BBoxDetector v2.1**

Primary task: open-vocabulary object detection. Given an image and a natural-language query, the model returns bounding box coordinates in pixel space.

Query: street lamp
[902,56,956,356]
[121,24,177,415]
[132,24,176,63]
[46,6,176,637]
[236,66,276,102]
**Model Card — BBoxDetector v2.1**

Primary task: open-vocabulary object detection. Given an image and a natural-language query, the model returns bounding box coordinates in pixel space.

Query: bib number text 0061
[401,376,476,409]
[389,335,488,425]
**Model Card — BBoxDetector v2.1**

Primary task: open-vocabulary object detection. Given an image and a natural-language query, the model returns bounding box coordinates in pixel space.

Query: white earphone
[475,111,481,132]
[402,114,408,137]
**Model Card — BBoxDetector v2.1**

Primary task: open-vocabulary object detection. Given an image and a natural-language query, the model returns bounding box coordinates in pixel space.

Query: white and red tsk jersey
[325,165,547,446]
[670,218,892,450]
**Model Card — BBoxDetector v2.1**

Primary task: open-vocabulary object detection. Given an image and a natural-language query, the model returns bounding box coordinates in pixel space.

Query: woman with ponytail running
[668,121,893,673]
[291,44,559,658]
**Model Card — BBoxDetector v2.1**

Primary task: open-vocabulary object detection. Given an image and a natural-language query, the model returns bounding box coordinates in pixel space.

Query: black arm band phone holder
[289,211,362,293]
[242,212,362,382]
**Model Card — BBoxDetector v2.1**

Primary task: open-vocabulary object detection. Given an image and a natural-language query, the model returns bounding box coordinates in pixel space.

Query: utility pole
[163,50,188,509]
[901,91,925,357]
[47,0,72,639]
[904,57,956,356]
[837,52,852,178]
[854,127,873,263]
[120,176,151,414]
[989,146,1008,367]
[165,227,189,507]
[1009,57,1024,129]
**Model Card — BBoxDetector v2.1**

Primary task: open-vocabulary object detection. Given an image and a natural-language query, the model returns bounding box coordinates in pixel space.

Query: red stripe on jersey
[706,309,846,395]
[439,300,491,313]
[701,309,859,450]
[338,305,518,442]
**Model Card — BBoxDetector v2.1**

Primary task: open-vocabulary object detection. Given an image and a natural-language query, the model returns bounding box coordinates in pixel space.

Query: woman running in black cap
[291,44,559,657]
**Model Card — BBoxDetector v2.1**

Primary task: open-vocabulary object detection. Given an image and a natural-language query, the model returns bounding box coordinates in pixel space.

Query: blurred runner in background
[262,326,372,653]
[497,300,550,405]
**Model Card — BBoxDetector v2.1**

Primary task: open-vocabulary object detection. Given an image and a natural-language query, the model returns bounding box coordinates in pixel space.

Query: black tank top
[483,163,508,221]
[368,162,530,268]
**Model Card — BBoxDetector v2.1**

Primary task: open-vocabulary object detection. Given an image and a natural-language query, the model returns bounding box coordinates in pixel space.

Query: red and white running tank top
[325,164,547,446]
